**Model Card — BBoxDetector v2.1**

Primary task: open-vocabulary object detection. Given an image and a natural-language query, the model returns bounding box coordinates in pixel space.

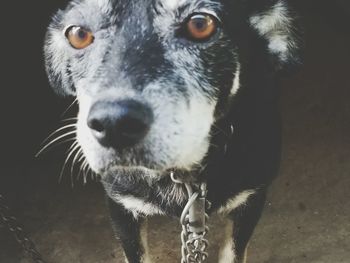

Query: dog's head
[44,0,300,177]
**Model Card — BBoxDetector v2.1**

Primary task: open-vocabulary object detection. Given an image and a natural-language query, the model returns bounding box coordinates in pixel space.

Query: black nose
[87,100,153,149]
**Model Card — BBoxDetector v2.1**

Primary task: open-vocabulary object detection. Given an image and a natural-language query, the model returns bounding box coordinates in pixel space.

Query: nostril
[88,118,105,133]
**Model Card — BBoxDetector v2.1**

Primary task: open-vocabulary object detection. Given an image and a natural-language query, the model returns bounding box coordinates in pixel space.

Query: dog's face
[45,0,298,176]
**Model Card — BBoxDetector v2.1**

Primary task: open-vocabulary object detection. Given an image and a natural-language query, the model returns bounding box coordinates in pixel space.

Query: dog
[44,0,300,262]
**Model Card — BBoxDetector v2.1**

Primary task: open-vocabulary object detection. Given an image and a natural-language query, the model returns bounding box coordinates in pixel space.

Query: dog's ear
[44,10,76,97]
[248,0,302,72]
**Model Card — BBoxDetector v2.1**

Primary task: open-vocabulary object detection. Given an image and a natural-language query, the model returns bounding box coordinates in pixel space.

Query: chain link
[171,172,210,263]
[0,194,47,263]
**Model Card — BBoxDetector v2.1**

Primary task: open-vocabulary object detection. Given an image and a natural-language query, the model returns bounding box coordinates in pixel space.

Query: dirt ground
[1,3,349,263]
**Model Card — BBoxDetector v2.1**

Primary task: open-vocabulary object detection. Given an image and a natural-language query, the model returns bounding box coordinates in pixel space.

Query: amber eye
[186,14,217,41]
[65,26,94,49]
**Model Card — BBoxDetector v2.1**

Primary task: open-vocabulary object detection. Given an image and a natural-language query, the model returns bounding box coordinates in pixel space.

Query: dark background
[0,1,349,262]
[0,0,71,199]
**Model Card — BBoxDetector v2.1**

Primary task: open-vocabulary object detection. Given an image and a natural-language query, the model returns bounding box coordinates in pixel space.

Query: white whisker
[61,98,78,117]
[58,140,79,184]
[71,148,84,177]
[77,153,86,164]
[60,117,78,123]
[77,158,87,181]
[66,140,79,152]
[83,161,91,184]
[36,130,77,157]
[59,141,80,185]
[40,124,77,146]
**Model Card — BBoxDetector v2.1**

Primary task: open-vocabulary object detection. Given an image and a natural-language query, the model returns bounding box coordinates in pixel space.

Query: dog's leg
[108,197,151,263]
[218,190,267,263]
[218,218,236,263]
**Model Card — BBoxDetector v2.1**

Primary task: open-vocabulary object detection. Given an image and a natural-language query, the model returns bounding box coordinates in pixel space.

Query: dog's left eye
[65,26,94,49]
[182,13,218,42]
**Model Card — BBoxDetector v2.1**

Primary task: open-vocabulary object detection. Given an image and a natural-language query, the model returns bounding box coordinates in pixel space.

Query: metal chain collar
[168,123,234,262]
[0,194,47,263]
[170,172,210,263]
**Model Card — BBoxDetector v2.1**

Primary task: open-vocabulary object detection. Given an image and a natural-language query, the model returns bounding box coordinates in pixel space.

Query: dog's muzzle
[87,99,154,150]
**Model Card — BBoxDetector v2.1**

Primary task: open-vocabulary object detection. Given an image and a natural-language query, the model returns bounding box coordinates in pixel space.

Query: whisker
[83,161,91,184]
[41,124,77,146]
[60,117,78,123]
[69,144,82,187]
[61,98,78,118]
[209,142,220,149]
[59,141,80,184]
[66,140,79,152]
[88,169,95,184]
[77,159,87,182]
[58,141,78,184]
[36,131,77,157]
[92,170,98,182]
[212,124,230,138]
[70,148,83,177]
[77,153,85,163]
[82,162,88,184]
[51,138,77,151]
[77,154,87,181]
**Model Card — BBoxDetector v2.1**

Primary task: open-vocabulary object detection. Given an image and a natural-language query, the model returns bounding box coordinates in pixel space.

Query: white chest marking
[116,195,165,218]
[218,190,256,215]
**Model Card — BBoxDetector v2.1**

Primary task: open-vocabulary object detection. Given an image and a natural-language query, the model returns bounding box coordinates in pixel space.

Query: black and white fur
[44,0,300,262]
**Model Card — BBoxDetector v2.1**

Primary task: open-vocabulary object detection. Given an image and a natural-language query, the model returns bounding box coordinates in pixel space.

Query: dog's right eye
[65,26,94,49]
[180,13,219,42]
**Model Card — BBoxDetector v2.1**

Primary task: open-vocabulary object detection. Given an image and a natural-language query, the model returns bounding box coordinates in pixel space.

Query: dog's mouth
[98,159,202,182]
[101,164,192,179]
[100,164,200,195]
[101,165,161,178]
